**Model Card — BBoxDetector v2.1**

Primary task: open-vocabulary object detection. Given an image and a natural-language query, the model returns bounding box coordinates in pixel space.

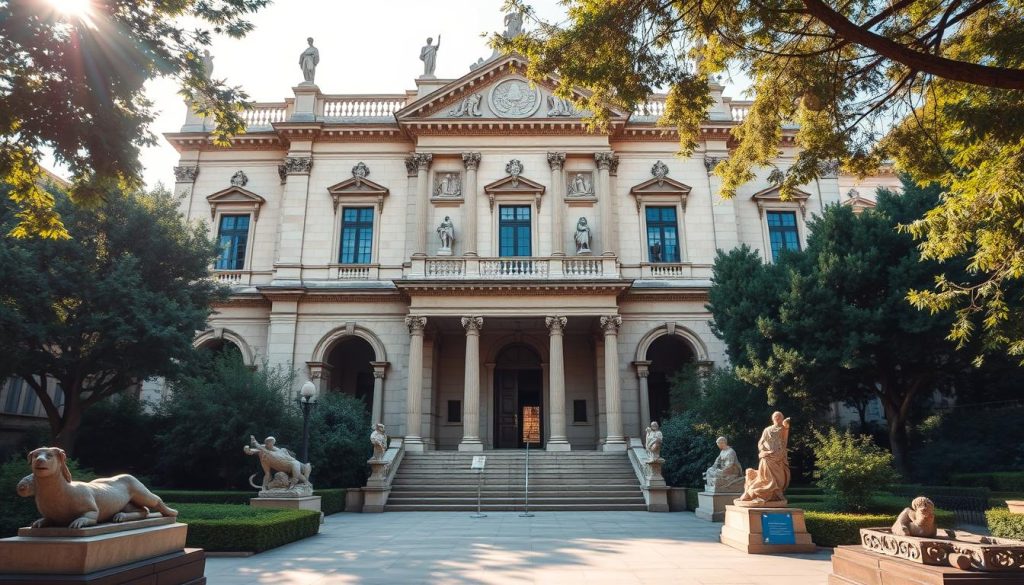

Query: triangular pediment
[327,176,389,196]
[483,174,545,194]
[630,176,692,196]
[751,185,811,202]
[206,186,266,220]
[395,54,628,123]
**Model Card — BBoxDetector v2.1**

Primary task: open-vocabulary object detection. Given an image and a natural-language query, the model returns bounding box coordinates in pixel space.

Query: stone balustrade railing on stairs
[627,437,669,512]
[362,438,405,513]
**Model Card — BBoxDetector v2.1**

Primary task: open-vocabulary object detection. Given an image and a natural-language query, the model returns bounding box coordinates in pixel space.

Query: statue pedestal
[696,491,741,522]
[720,505,816,554]
[436,248,452,256]
[251,495,322,514]
[828,545,1023,585]
[0,521,204,582]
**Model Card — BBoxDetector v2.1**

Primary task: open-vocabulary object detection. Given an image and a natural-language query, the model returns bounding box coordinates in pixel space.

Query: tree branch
[801,0,1024,89]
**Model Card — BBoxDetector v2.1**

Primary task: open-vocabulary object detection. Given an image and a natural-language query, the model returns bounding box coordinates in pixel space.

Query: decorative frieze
[546,151,566,171]
[461,152,481,171]
[283,156,313,175]
[173,165,199,183]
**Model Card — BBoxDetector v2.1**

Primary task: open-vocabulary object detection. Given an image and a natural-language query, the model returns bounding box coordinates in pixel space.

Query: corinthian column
[411,153,433,256]
[546,316,570,450]
[458,316,484,451]
[547,152,566,256]
[462,153,481,256]
[600,315,626,451]
[594,152,617,256]
[404,315,427,451]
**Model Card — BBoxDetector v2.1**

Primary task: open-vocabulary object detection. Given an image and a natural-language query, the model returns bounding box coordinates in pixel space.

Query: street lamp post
[299,380,317,463]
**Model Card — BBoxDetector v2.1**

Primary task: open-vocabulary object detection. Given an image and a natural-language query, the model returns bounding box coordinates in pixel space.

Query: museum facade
[164,52,876,453]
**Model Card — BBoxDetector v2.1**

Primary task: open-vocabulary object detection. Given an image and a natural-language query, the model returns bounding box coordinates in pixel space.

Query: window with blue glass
[3,378,23,413]
[339,207,374,264]
[499,205,532,256]
[215,214,250,270]
[766,211,800,261]
[645,206,680,262]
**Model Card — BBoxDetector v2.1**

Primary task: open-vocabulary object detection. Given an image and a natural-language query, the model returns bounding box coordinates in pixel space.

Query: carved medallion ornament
[352,162,370,179]
[173,165,199,182]
[488,78,542,118]
[283,156,313,175]
[434,172,462,198]
[230,170,248,187]
[506,159,524,187]
[462,152,481,171]
[651,160,669,182]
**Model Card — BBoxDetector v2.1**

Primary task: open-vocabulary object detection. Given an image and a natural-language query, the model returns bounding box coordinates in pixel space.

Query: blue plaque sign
[760,512,796,545]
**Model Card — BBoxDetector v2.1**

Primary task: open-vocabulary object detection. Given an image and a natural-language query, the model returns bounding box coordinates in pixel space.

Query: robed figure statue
[735,411,791,506]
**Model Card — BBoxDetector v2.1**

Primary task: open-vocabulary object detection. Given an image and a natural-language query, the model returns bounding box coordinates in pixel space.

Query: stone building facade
[166,53,858,452]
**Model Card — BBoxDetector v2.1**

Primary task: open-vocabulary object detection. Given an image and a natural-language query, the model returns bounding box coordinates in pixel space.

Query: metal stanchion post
[519,441,533,517]
[471,455,487,518]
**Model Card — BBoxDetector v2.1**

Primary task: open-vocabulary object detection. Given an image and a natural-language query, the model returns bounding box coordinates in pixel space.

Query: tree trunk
[882,399,910,476]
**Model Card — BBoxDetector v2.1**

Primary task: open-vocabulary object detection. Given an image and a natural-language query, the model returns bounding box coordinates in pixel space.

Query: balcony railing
[636,95,752,122]
[412,256,619,280]
[322,95,407,118]
[240,104,289,128]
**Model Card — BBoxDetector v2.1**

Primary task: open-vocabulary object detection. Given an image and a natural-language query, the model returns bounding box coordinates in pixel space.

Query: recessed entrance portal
[646,335,696,423]
[493,343,543,449]
[326,336,375,413]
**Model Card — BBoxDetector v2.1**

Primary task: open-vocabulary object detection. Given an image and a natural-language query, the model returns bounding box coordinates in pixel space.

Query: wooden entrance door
[494,368,543,449]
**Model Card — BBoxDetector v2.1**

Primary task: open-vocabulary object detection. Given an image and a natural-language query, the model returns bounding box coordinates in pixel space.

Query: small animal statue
[244,435,311,490]
[18,447,177,529]
[892,496,937,538]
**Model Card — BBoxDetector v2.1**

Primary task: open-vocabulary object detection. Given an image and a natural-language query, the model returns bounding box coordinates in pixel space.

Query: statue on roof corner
[503,10,524,39]
[420,35,441,78]
[299,37,319,85]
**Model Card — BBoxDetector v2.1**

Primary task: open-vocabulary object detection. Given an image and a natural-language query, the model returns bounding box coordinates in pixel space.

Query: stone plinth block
[696,491,741,522]
[0,522,187,575]
[251,495,321,512]
[0,548,205,585]
[1007,500,1024,514]
[828,545,1024,585]
[720,505,816,554]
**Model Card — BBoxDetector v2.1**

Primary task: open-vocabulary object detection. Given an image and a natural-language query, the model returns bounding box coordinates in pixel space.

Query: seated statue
[244,435,312,497]
[704,436,744,493]
[892,496,937,538]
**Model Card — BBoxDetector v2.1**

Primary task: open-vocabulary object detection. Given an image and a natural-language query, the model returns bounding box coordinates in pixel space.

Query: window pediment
[206,186,266,221]
[326,176,389,212]
[482,174,546,210]
[751,186,811,216]
[629,176,692,211]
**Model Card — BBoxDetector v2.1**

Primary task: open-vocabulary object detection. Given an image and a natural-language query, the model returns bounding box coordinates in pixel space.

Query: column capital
[599,315,622,334]
[462,152,481,171]
[283,156,313,175]
[405,315,428,334]
[460,316,484,332]
[703,155,725,173]
[594,151,615,170]
[370,360,389,379]
[173,165,199,183]
[633,360,651,378]
[544,315,567,334]
[411,152,433,172]
[546,152,566,171]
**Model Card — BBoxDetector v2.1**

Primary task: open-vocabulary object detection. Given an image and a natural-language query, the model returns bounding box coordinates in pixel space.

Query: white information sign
[471,456,486,470]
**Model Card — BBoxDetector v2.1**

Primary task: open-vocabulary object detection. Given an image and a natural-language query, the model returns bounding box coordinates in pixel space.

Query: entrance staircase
[385,450,647,512]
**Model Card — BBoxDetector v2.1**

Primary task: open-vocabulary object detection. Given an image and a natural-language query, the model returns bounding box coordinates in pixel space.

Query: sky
[127,0,744,187]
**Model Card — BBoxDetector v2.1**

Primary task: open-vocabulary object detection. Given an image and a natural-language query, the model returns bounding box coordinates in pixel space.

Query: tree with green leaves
[0,0,267,238]
[0,185,223,453]
[707,180,973,472]
[503,0,1024,357]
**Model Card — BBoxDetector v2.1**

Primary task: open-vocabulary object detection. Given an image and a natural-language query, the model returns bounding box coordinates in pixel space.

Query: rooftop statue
[735,411,791,506]
[244,435,313,497]
[503,10,524,39]
[17,447,177,529]
[299,37,319,85]
[420,36,441,78]
[704,436,744,493]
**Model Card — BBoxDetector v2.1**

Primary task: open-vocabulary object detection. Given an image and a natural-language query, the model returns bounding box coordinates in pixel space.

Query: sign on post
[471,456,486,470]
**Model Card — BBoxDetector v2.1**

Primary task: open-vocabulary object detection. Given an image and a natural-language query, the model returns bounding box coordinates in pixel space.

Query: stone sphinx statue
[17,447,177,529]
[893,496,937,538]
[370,423,389,461]
[735,411,791,507]
[704,436,744,493]
[244,435,313,497]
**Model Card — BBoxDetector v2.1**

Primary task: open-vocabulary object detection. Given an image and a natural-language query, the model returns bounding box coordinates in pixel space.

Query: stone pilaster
[458,316,484,451]
[633,360,652,437]
[410,153,433,257]
[595,152,617,256]
[545,316,570,450]
[462,153,481,256]
[547,153,566,256]
[369,361,389,427]
[404,316,427,451]
[600,315,626,451]
[275,155,314,279]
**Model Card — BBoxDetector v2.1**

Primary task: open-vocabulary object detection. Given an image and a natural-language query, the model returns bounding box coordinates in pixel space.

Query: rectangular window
[215,214,250,270]
[3,378,23,413]
[20,382,37,415]
[573,399,588,423]
[339,207,374,264]
[645,206,680,262]
[766,211,801,261]
[498,205,532,257]
[447,399,462,424]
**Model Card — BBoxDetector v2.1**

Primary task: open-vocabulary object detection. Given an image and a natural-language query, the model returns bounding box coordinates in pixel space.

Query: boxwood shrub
[952,472,1024,493]
[176,503,320,552]
[889,484,990,512]
[804,509,955,548]
[157,490,252,505]
[985,508,1024,541]
[685,487,699,511]
[314,489,346,515]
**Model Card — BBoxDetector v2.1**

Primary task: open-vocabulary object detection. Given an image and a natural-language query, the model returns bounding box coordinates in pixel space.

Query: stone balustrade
[414,256,619,280]
[240,103,289,128]
[322,95,407,118]
[636,95,752,122]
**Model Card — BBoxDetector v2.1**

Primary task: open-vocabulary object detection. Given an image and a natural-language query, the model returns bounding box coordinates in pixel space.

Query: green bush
[0,454,96,537]
[812,428,898,512]
[685,487,699,511]
[804,509,955,547]
[909,407,1024,484]
[307,392,371,489]
[315,489,347,515]
[157,490,253,505]
[952,472,1024,492]
[175,503,319,552]
[986,508,1024,540]
[75,394,161,479]
[889,484,990,511]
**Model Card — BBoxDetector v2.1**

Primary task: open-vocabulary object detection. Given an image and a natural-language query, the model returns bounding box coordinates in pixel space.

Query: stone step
[384,503,649,512]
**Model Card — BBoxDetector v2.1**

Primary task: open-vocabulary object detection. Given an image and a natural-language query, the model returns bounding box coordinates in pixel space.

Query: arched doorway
[493,343,543,449]
[325,337,375,413]
[197,338,244,363]
[646,335,696,423]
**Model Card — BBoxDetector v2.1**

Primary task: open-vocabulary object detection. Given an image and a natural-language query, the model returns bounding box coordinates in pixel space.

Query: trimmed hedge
[985,508,1024,540]
[804,509,955,548]
[952,472,1024,493]
[686,487,699,511]
[315,489,346,515]
[157,490,252,505]
[176,504,320,552]
[890,484,990,512]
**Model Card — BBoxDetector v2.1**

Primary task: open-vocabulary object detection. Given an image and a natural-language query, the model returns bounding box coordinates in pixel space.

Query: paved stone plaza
[205,511,832,584]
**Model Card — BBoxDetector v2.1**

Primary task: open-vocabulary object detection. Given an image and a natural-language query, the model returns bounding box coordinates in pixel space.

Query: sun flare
[48,0,92,18]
